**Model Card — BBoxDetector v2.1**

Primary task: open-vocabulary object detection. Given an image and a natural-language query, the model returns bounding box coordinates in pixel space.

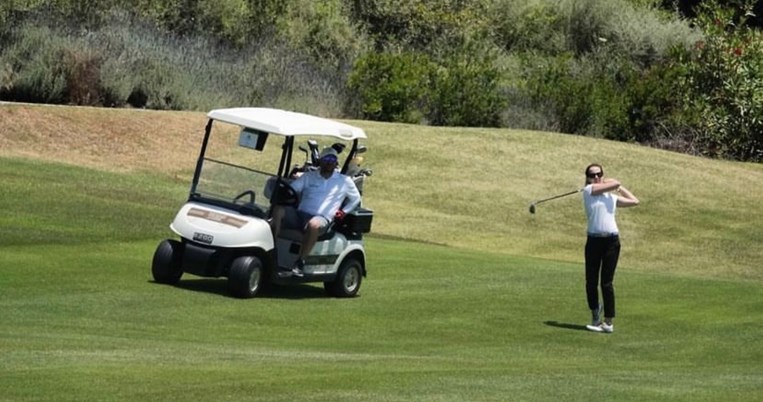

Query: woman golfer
[582,164,639,333]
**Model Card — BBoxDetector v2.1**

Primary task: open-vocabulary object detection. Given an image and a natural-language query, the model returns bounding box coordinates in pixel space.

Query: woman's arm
[591,178,621,195]
[616,186,640,208]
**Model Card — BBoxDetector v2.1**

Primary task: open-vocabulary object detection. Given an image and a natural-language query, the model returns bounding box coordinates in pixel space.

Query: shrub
[281,0,368,71]
[0,23,69,104]
[522,53,593,134]
[0,8,349,114]
[670,0,763,161]
[192,0,288,46]
[61,48,102,106]
[348,0,488,51]
[622,60,693,145]
[561,0,698,64]
[488,0,566,54]
[347,51,432,123]
[132,0,200,36]
[426,41,508,127]
[521,48,645,138]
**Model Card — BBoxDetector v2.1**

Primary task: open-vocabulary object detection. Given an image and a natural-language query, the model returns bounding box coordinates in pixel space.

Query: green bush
[426,42,507,127]
[621,60,694,146]
[347,51,432,123]
[521,49,641,138]
[560,0,698,63]
[192,0,287,46]
[0,10,348,114]
[1,0,760,162]
[348,41,507,127]
[488,0,566,54]
[281,0,368,71]
[0,24,69,104]
[348,0,487,51]
[522,54,592,134]
[670,0,763,161]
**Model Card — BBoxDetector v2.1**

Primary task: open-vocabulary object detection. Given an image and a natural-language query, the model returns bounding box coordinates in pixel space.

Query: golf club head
[307,140,320,163]
[331,142,346,153]
[529,204,536,214]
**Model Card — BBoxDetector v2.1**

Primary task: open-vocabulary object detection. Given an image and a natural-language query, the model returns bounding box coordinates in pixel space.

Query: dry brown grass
[0,103,203,175]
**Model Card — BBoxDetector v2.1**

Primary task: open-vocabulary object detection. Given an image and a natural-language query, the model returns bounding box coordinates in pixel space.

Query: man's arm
[290,172,307,193]
[340,178,361,213]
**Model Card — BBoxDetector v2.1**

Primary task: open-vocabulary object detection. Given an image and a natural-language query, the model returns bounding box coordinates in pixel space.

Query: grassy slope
[0,158,760,401]
[2,103,761,280]
[1,104,762,400]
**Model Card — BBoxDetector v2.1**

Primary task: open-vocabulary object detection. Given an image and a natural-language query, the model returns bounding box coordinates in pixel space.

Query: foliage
[0,11,347,114]
[282,0,368,71]
[348,0,488,51]
[488,0,566,54]
[426,41,508,127]
[347,51,432,123]
[348,41,507,127]
[523,54,594,135]
[0,0,762,161]
[621,57,702,152]
[0,24,69,104]
[670,0,763,161]
[194,0,288,45]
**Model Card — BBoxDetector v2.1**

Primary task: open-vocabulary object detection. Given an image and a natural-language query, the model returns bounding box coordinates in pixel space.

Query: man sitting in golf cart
[271,146,361,278]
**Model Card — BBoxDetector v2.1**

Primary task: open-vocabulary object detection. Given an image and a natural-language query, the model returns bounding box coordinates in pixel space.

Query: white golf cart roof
[207,107,366,140]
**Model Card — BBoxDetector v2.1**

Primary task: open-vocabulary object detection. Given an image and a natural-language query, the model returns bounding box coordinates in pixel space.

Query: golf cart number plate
[193,232,214,244]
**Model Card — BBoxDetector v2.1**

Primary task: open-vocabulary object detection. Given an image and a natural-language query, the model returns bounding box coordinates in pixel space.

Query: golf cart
[151,108,373,298]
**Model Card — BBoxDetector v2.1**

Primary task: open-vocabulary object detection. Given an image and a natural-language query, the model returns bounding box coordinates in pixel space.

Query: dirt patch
[0,103,205,175]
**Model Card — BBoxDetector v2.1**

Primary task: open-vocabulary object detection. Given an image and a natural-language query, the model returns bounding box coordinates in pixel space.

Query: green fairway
[1,157,761,401]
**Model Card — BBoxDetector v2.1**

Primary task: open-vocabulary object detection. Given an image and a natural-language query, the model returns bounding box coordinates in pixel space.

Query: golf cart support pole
[189,119,214,197]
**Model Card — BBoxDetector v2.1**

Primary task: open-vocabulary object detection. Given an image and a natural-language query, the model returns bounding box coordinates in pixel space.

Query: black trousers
[585,235,620,318]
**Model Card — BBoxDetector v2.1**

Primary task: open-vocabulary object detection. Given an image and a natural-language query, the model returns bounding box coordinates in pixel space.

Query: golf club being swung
[528,188,582,214]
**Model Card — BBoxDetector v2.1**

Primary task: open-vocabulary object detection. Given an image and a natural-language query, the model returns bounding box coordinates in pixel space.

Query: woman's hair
[585,163,603,175]
[584,163,603,185]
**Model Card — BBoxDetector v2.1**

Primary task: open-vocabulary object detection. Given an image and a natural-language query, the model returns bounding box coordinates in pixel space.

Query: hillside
[1,103,761,281]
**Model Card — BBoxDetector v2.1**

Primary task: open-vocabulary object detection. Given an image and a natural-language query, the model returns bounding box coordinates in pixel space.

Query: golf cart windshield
[191,123,280,218]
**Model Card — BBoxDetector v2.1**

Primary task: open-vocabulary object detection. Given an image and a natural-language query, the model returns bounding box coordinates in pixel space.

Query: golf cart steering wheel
[273,179,299,206]
[233,190,256,205]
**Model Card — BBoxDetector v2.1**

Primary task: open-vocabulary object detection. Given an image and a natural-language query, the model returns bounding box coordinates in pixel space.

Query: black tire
[325,257,363,298]
[228,256,263,298]
[152,239,183,284]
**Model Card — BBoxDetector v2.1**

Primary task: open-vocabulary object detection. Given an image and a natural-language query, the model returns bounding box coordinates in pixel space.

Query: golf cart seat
[277,206,373,244]
[278,221,339,243]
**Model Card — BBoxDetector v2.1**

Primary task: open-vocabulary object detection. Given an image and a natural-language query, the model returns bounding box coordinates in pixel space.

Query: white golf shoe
[585,322,614,333]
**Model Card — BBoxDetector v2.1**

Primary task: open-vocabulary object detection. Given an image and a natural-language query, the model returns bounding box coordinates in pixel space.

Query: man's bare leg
[299,218,322,261]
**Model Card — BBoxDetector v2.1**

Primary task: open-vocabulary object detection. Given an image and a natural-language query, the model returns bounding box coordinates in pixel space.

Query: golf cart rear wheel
[152,239,183,284]
[228,255,263,298]
[325,257,362,298]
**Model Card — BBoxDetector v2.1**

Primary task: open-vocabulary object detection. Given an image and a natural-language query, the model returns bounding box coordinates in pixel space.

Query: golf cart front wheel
[152,239,183,284]
[325,257,362,298]
[228,255,263,298]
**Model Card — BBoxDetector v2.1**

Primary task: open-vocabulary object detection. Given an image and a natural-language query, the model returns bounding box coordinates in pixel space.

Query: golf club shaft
[534,189,581,205]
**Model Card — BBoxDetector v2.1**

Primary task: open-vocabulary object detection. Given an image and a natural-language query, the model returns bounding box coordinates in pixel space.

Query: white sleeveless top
[582,184,619,235]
